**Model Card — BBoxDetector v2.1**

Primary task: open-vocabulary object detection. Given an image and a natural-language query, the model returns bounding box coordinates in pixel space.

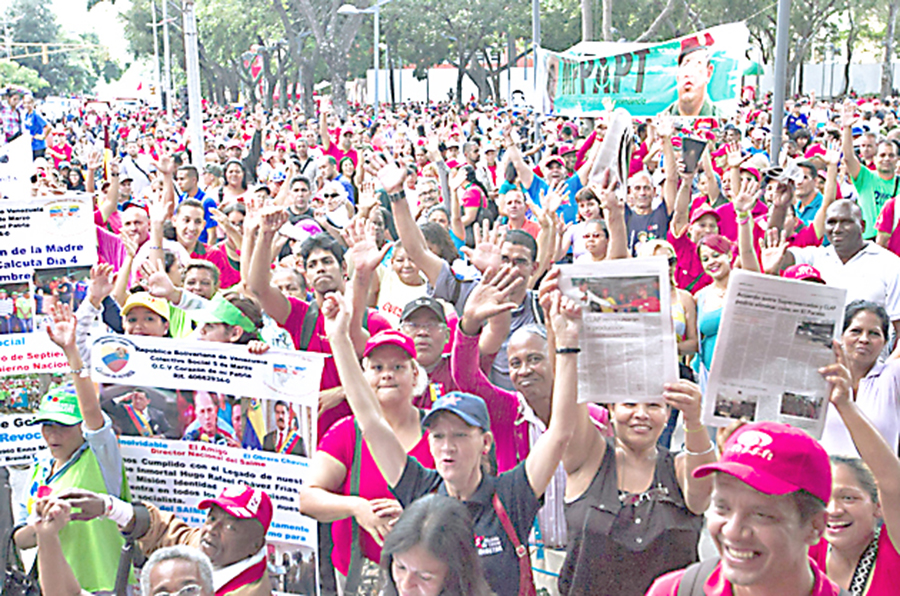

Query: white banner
[0,193,98,376]
[90,334,324,403]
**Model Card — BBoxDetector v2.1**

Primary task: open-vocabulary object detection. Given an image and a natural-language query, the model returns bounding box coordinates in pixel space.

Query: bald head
[825,199,865,260]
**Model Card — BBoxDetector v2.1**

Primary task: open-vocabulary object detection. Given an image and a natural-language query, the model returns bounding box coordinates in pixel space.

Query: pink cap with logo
[782,264,825,284]
[689,204,721,226]
[363,329,417,359]
[198,485,273,533]
[693,421,831,503]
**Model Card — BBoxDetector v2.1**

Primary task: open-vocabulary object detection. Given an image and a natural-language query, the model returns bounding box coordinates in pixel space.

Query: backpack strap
[343,421,365,594]
[491,492,536,596]
[529,291,545,325]
[299,300,320,351]
[676,557,720,596]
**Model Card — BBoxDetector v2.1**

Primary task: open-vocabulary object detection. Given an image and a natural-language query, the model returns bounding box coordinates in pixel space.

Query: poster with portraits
[89,333,324,586]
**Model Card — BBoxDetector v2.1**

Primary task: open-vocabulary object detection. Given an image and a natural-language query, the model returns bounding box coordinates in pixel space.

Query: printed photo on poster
[570,275,661,313]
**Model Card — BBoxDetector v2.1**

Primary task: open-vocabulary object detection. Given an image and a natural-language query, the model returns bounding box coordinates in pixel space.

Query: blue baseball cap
[422,392,491,431]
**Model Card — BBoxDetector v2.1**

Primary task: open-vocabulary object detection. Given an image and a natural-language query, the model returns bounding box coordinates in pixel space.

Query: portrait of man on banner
[663,32,726,117]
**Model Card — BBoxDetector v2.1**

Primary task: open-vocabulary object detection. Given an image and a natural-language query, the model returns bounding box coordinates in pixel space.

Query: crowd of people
[3,69,900,596]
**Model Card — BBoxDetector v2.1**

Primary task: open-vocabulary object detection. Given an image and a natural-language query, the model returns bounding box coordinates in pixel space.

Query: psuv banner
[537,22,750,118]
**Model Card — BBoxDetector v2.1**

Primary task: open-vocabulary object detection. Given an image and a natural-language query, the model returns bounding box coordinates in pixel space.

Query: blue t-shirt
[25,111,47,151]
[524,174,582,224]
[178,188,217,244]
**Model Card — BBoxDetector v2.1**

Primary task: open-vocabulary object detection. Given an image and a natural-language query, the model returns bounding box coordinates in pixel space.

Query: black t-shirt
[392,458,542,596]
[625,202,671,256]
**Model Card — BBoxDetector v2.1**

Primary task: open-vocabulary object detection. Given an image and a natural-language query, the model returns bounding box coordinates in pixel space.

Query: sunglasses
[322,193,339,199]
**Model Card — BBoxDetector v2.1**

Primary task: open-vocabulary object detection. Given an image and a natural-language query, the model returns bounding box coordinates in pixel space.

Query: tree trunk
[582,0,593,42]
[882,0,900,99]
[601,0,611,41]
[842,4,855,97]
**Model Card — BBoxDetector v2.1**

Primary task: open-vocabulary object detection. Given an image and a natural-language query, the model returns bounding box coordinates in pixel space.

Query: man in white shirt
[769,198,900,339]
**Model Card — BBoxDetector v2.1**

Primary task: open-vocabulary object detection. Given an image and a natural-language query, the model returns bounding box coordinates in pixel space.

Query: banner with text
[0,193,98,376]
[538,22,750,117]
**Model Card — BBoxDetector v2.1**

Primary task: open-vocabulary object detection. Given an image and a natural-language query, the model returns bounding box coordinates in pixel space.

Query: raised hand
[87,263,116,306]
[663,379,704,426]
[259,206,289,235]
[547,290,582,349]
[821,141,841,167]
[654,115,675,138]
[321,291,350,340]
[153,152,176,177]
[770,180,795,209]
[140,257,178,302]
[364,152,406,194]
[460,265,525,334]
[840,99,859,129]
[732,176,760,214]
[343,217,391,279]
[725,143,746,169]
[760,228,789,274]
[46,302,77,352]
[461,221,506,274]
[820,340,853,409]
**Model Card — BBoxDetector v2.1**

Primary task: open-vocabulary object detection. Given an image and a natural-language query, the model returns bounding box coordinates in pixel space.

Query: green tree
[0,61,49,91]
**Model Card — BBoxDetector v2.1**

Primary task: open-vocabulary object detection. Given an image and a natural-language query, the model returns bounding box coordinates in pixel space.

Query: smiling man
[646,422,846,596]
[61,484,273,596]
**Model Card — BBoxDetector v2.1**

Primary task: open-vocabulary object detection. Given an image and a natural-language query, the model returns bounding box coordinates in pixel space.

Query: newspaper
[559,257,678,403]
[703,270,846,438]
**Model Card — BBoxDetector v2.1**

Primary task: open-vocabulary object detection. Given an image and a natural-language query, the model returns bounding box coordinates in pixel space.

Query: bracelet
[737,216,751,225]
[736,210,750,219]
[146,246,163,251]
[387,191,405,203]
[683,425,706,434]
[556,347,581,354]
[70,365,89,378]
[684,443,716,457]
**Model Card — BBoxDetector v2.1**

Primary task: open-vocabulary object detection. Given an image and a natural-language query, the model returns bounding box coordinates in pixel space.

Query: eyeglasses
[583,232,605,239]
[152,583,204,596]
[400,321,445,332]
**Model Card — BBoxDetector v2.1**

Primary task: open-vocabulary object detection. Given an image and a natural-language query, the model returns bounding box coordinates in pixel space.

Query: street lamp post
[338,0,394,114]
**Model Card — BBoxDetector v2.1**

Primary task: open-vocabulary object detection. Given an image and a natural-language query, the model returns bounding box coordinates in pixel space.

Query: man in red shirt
[319,106,359,168]
[645,422,844,596]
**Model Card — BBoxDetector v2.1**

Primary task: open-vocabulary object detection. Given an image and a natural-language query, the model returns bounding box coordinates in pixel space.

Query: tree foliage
[5,0,122,95]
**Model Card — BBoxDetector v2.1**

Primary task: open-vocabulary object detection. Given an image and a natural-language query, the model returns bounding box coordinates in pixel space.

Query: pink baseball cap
[198,485,273,533]
[363,329,417,359]
[689,204,721,226]
[740,166,762,182]
[782,264,825,284]
[693,421,832,503]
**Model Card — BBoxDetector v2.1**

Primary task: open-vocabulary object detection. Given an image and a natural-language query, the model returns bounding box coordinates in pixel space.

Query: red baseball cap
[363,329,417,359]
[740,166,762,182]
[559,144,577,155]
[198,485,273,533]
[693,421,832,503]
[782,264,825,284]
[689,204,721,226]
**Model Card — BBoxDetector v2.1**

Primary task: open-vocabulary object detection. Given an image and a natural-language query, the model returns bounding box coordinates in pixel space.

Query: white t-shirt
[788,242,900,320]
